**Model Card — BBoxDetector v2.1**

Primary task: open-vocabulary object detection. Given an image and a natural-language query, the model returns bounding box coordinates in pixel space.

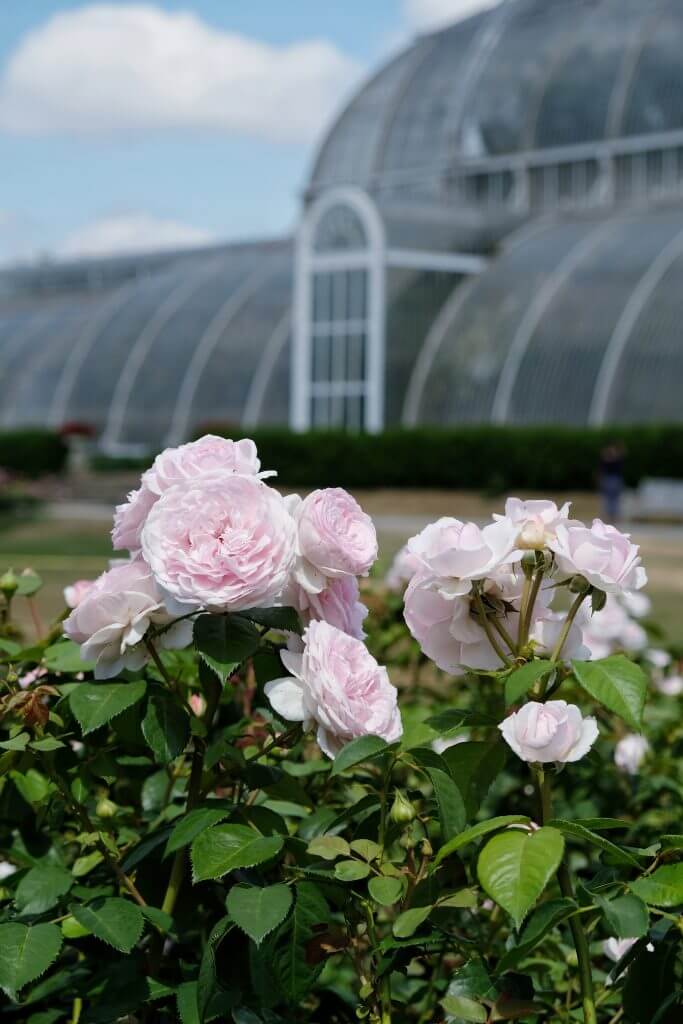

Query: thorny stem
[519,568,545,648]
[537,769,597,1024]
[364,902,392,1024]
[144,638,176,691]
[50,771,147,908]
[160,674,222,918]
[473,588,512,668]
[549,591,589,666]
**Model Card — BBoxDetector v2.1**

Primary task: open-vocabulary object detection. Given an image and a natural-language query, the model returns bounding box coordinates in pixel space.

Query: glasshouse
[3,0,683,449]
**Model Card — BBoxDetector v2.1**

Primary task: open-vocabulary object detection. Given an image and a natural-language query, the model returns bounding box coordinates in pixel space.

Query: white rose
[614,734,649,775]
[499,701,598,764]
[550,519,646,595]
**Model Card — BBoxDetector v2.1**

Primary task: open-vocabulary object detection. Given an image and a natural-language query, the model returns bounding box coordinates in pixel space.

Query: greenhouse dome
[3,0,683,448]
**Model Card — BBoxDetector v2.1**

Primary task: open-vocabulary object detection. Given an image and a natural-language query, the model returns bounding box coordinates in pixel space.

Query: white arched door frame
[291,186,386,432]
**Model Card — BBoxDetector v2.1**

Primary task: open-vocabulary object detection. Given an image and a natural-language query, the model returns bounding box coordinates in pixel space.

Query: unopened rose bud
[0,570,18,600]
[95,797,117,819]
[518,521,547,551]
[390,790,416,825]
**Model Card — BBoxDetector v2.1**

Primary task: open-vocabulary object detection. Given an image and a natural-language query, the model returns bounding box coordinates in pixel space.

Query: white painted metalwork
[401,274,480,425]
[101,259,223,449]
[589,225,683,425]
[491,220,617,423]
[242,311,291,427]
[386,249,487,274]
[292,187,386,433]
[165,265,273,447]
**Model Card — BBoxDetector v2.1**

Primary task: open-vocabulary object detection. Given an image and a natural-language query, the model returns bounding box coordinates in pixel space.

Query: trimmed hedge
[0,429,68,478]
[93,424,683,491]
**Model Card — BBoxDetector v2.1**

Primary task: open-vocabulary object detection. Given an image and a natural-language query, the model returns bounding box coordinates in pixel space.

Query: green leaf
[505,662,554,706]
[350,839,381,862]
[0,923,62,997]
[71,851,103,878]
[0,733,30,751]
[393,905,432,938]
[548,818,643,868]
[193,614,260,683]
[197,914,233,1022]
[368,876,403,905]
[191,825,283,882]
[631,864,683,907]
[572,655,647,730]
[16,570,42,596]
[274,881,329,1003]
[438,888,478,909]
[71,897,144,952]
[306,835,350,861]
[442,995,487,1023]
[442,739,506,819]
[596,893,649,939]
[11,768,51,805]
[226,884,292,946]
[433,815,531,868]
[29,736,66,752]
[496,898,577,973]
[15,864,73,916]
[660,835,683,850]
[425,708,496,736]
[334,860,370,882]
[44,640,93,673]
[240,607,302,633]
[142,693,190,764]
[410,748,467,839]
[166,806,231,855]
[477,826,565,928]
[330,735,393,776]
[70,680,147,735]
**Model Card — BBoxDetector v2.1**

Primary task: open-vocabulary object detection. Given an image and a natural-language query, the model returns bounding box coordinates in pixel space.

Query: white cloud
[0,4,362,144]
[56,213,216,259]
[404,0,500,30]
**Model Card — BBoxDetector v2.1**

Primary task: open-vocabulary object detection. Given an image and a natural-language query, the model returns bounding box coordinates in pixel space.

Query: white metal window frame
[292,187,386,433]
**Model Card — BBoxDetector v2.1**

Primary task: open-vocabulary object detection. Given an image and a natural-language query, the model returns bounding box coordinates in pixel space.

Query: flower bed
[0,435,681,1023]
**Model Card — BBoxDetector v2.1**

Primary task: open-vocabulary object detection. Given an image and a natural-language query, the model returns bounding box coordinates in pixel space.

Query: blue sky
[0,1,489,264]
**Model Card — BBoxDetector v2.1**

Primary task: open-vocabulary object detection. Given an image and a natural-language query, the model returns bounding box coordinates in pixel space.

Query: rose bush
[0,451,681,1024]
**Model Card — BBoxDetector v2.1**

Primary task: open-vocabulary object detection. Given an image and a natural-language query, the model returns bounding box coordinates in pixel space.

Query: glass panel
[314,205,367,252]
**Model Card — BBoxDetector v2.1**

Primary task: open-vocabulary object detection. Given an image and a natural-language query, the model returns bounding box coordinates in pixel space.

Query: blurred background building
[3,0,683,451]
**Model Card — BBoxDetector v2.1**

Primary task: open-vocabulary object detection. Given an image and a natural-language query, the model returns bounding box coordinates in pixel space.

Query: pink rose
[581,595,647,660]
[499,701,598,763]
[530,608,590,660]
[64,579,95,609]
[290,489,377,593]
[403,573,506,675]
[141,475,296,612]
[496,498,571,550]
[112,435,268,553]
[603,938,638,963]
[656,673,683,697]
[290,576,368,639]
[18,666,48,689]
[63,560,192,679]
[550,519,646,594]
[264,620,402,758]
[146,434,267,494]
[112,482,157,553]
[407,517,517,583]
[385,544,420,593]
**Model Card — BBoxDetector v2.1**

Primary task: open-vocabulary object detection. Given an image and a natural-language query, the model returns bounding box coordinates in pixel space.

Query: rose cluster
[400,498,646,678]
[63,435,401,756]
[396,498,647,766]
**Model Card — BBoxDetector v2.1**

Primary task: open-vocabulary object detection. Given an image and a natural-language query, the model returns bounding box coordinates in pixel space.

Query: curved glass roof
[309,0,683,196]
[0,241,293,449]
[408,206,683,427]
